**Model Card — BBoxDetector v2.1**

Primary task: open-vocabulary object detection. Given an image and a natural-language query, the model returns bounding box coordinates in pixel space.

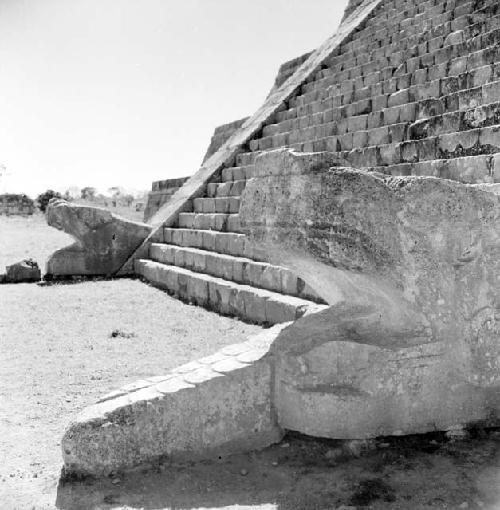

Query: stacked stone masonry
[246,0,500,182]
[137,0,500,325]
[0,194,35,216]
[202,118,249,164]
[64,0,500,477]
[143,177,189,222]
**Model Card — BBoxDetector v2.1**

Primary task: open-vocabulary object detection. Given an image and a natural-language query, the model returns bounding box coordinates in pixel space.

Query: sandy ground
[0,279,261,509]
[1,215,500,509]
[0,214,73,272]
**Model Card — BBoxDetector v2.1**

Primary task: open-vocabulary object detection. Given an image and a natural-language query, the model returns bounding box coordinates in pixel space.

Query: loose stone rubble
[56,0,500,476]
[45,199,151,277]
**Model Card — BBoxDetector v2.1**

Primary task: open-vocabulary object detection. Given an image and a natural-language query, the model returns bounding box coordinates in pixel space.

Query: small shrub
[36,190,62,213]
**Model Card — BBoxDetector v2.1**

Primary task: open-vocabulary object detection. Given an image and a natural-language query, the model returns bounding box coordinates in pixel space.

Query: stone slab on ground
[4,258,41,283]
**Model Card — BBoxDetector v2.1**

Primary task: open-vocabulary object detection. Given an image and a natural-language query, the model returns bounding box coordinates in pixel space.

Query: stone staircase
[136,0,500,325]
[136,189,326,324]
[63,0,500,478]
[243,0,500,180]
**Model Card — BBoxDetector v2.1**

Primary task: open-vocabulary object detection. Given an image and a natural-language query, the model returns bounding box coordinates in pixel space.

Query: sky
[0,0,348,197]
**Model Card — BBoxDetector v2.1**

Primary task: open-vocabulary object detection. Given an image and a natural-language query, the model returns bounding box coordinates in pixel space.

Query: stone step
[177,213,242,232]
[206,180,247,198]
[252,80,500,155]
[135,259,324,325]
[193,197,240,214]
[221,165,256,182]
[300,39,500,108]
[267,73,500,140]
[291,44,500,118]
[298,12,500,99]
[162,228,267,261]
[352,124,500,166]
[366,153,500,184]
[408,100,500,139]
[274,124,500,170]
[149,243,323,303]
[236,152,261,167]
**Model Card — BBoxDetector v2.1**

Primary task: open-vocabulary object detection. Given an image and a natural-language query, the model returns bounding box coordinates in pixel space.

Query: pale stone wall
[0,194,35,216]
[143,177,189,222]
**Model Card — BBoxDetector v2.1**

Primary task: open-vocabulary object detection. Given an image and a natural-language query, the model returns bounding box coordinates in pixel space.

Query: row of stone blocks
[307,9,500,100]
[192,196,240,214]
[321,0,495,85]
[160,227,265,261]
[135,259,324,326]
[177,212,243,233]
[253,116,500,166]
[242,4,500,159]
[149,243,321,302]
[218,150,500,198]
[268,74,500,143]
[230,147,500,188]
[253,80,500,156]
[290,49,500,122]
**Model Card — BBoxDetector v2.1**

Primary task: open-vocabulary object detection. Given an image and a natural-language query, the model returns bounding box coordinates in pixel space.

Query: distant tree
[64,186,81,199]
[122,194,134,207]
[81,186,97,201]
[107,186,121,196]
[36,189,62,213]
[62,189,74,202]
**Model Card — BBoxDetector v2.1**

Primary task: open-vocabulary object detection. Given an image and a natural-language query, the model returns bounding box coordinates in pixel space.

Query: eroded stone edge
[61,322,291,476]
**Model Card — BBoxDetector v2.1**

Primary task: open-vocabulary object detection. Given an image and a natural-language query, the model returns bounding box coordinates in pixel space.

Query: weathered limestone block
[239,148,500,438]
[5,258,41,283]
[61,325,287,476]
[143,177,189,223]
[45,199,152,277]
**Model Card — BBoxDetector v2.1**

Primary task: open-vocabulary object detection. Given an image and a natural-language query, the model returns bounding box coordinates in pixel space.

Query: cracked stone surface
[239,148,500,438]
[45,199,151,277]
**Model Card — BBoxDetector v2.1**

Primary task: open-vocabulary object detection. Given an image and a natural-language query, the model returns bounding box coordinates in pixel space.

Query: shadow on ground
[55,430,500,510]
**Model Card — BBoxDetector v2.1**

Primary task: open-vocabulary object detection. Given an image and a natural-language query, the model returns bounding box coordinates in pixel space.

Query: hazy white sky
[0,0,348,197]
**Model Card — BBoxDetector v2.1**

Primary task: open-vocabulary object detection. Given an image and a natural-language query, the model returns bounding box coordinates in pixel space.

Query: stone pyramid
[62,0,500,476]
